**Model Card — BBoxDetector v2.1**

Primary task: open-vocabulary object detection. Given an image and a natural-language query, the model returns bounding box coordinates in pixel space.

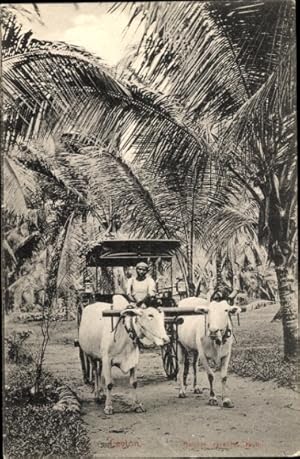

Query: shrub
[5,330,33,364]
[4,404,91,458]
[4,364,91,458]
[5,364,60,405]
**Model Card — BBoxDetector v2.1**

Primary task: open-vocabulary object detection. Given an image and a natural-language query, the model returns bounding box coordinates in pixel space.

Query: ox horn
[195,306,209,314]
[120,308,142,317]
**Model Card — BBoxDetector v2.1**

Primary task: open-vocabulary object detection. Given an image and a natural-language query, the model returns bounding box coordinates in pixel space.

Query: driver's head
[210,285,231,302]
[136,262,149,278]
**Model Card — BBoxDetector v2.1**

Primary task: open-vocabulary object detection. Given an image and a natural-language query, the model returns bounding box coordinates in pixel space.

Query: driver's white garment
[127,276,157,302]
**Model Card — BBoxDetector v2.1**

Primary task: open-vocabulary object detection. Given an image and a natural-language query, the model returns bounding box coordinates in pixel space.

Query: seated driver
[126,262,157,307]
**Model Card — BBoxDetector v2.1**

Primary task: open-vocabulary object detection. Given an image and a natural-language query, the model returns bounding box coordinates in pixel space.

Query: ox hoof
[194,387,203,395]
[223,398,234,408]
[178,391,187,398]
[104,406,113,415]
[208,397,219,406]
[134,403,146,413]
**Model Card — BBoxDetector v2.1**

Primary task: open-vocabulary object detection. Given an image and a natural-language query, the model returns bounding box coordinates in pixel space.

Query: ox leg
[94,360,105,403]
[193,351,202,394]
[88,356,94,384]
[183,351,189,387]
[220,353,234,408]
[92,359,99,400]
[130,367,145,413]
[99,367,105,401]
[178,344,187,398]
[198,350,218,406]
[102,357,113,415]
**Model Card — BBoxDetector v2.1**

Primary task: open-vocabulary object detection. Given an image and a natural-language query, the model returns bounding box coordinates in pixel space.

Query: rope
[112,316,123,342]
[228,314,237,343]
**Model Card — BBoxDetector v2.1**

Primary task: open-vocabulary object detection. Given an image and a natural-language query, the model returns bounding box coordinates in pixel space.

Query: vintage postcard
[2,1,298,458]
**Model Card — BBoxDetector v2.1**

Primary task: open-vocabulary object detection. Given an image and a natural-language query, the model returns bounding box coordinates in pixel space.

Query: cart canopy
[86,239,181,267]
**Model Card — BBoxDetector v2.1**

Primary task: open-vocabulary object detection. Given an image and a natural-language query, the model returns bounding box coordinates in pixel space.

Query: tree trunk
[65,289,70,320]
[186,242,194,296]
[216,249,223,288]
[275,266,298,361]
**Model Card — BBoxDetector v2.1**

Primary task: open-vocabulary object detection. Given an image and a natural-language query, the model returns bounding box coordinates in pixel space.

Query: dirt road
[45,339,300,458]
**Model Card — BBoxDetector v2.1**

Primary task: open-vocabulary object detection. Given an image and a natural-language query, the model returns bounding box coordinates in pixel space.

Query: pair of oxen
[79,296,240,415]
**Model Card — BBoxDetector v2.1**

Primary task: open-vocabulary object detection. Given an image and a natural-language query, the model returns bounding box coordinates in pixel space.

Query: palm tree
[110,1,297,359]
[2,3,297,360]
[2,7,213,294]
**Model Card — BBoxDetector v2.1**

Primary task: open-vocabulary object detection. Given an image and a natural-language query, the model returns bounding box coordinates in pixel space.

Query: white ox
[177,297,241,408]
[79,296,169,415]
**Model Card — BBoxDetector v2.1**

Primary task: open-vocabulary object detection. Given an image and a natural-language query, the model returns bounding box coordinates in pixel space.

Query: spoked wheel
[161,341,178,380]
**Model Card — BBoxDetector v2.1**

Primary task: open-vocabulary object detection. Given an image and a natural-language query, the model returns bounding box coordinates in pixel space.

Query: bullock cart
[75,238,183,383]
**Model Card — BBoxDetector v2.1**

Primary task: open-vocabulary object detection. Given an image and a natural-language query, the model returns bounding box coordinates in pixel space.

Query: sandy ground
[43,336,300,458]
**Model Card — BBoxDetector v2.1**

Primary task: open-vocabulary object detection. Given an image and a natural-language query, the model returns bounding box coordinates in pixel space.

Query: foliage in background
[5,331,33,364]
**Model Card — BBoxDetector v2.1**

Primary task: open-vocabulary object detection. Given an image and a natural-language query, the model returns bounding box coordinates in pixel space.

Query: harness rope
[112,316,124,342]
[113,313,165,348]
[205,313,238,344]
[229,314,238,343]
[112,315,146,347]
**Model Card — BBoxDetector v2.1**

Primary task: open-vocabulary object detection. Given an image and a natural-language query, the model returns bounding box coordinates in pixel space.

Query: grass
[229,304,297,389]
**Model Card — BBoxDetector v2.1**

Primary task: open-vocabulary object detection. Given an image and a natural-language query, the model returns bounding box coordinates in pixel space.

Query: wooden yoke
[102,306,209,318]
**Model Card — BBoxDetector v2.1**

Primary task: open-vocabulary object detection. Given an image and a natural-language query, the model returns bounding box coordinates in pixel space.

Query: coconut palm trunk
[216,249,223,289]
[275,265,298,361]
[186,241,194,296]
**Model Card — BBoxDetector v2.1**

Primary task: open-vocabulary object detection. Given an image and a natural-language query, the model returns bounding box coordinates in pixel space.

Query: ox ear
[228,306,241,315]
[194,306,209,314]
[120,308,142,317]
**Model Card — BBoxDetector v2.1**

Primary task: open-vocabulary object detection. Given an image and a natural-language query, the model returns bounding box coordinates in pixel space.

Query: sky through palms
[14,2,143,65]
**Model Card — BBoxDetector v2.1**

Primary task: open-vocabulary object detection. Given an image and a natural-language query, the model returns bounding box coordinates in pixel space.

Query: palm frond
[221,47,296,156]
[71,147,179,240]
[199,197,259,259]
[113,1,249,121]
[56,214,84,291]
[2,14,130,150]
[52,83,209,172]
[3,18,210,172]
[14,145,88,205]
[3,157,30,215]
[3,238,17,265]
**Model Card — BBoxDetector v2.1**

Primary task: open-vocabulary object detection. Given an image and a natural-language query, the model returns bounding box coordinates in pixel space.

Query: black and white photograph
[2,1,298,457]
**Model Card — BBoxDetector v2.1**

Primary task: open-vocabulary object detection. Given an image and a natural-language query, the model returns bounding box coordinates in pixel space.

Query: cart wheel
[161,342,178,380]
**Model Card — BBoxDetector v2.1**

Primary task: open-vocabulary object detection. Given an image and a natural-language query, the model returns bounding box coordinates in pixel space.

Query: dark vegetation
[4,363,91,458]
